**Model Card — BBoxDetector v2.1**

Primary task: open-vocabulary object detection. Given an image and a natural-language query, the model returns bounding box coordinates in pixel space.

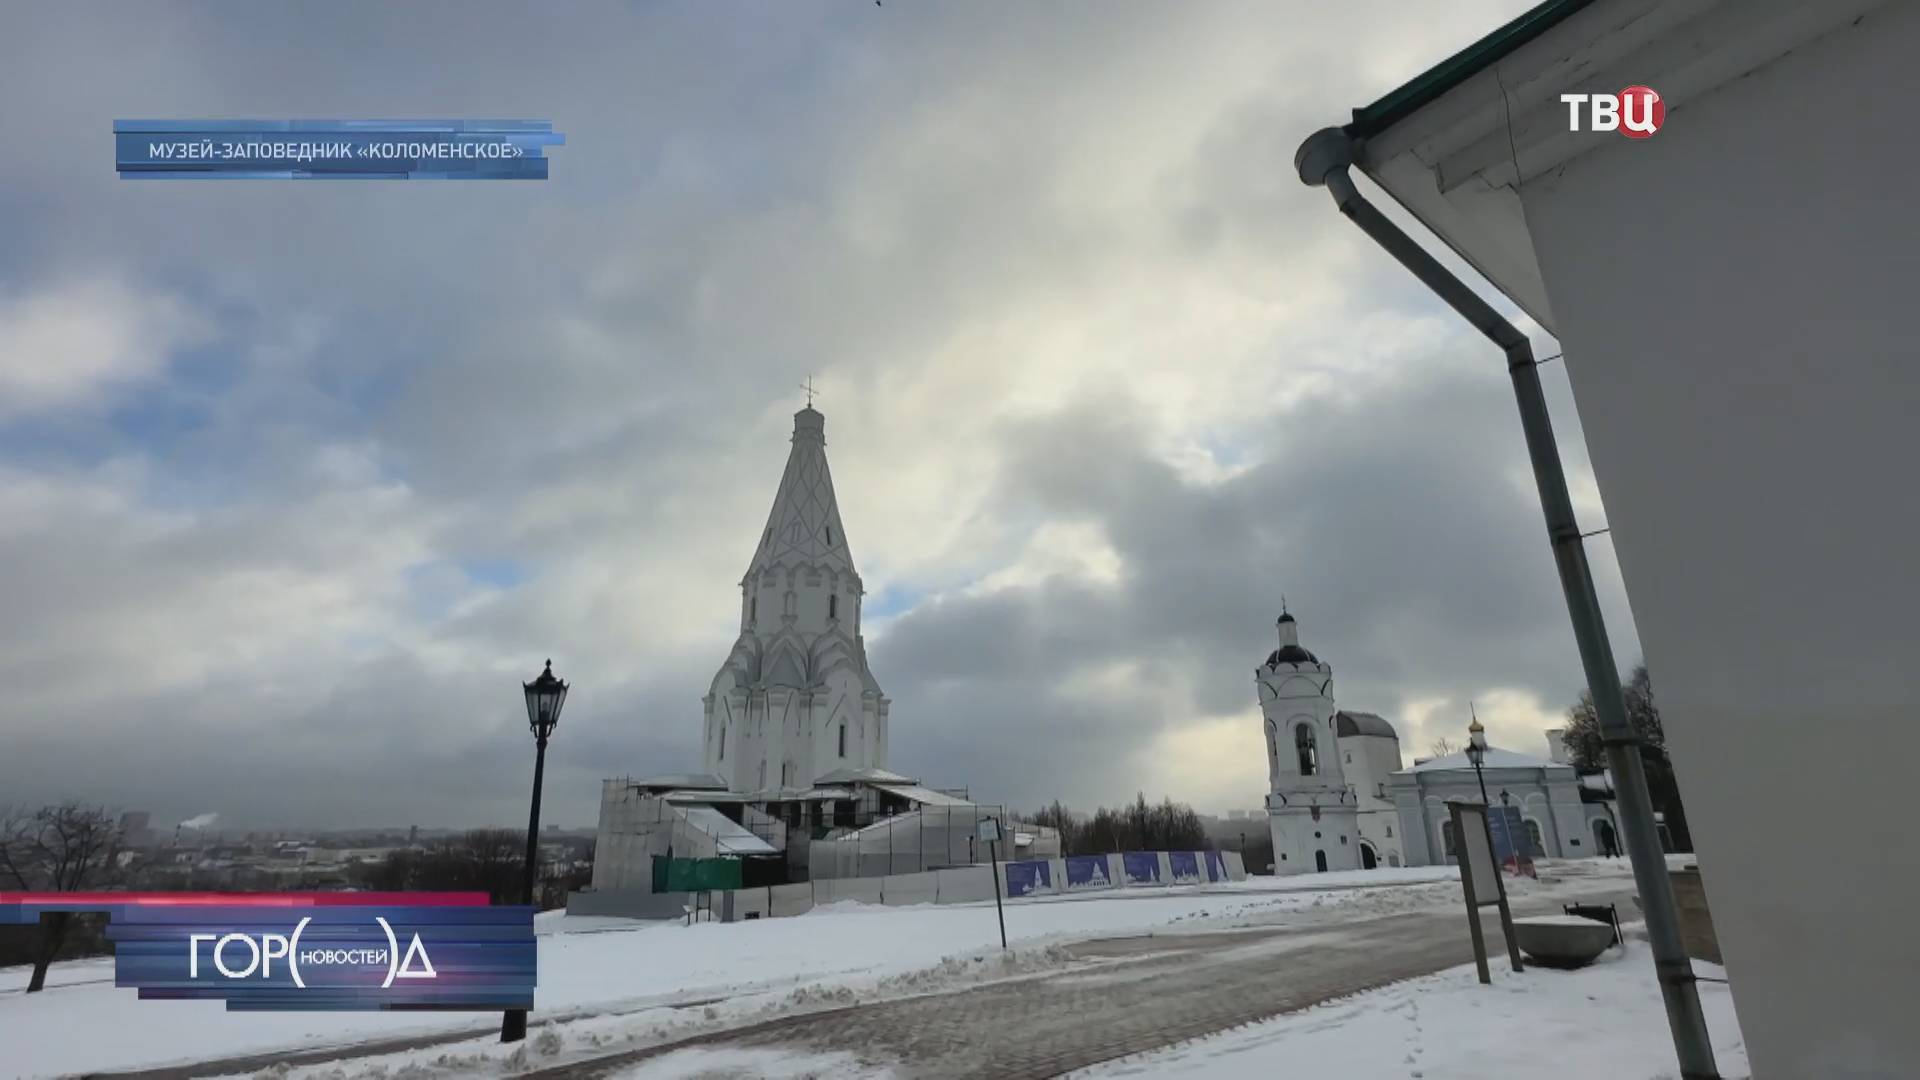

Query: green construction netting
[652,855,744,893]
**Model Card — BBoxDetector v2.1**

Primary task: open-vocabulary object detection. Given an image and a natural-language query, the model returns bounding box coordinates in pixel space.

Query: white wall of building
[1341,732,1406,867]
[1515,8,1920,1073]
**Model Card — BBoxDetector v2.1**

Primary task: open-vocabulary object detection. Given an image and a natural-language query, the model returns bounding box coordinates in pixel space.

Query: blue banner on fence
[1064,855,1112,890]
[1003,860,1052,898]
[0,892,532,1011]
[1205,850,1229,882]
[114,120,563,180]
[1122,852,1161,885]
[1488,806,1533,863]
[1169,851,1201,883]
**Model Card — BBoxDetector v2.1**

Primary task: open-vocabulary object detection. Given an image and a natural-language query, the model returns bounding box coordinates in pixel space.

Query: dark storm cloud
[876,352,1636,809]
[0,0,1605,828]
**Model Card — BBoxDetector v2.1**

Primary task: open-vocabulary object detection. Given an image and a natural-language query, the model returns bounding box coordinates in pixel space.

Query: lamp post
[1465,713,1492,808]
[501,659,568,1044]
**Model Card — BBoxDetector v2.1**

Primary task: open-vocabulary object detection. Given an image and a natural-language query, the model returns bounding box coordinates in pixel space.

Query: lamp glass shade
[524,660,569,736]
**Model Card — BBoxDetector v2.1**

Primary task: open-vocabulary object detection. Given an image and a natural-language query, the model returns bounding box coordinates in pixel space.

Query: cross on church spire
[800,376,818,408]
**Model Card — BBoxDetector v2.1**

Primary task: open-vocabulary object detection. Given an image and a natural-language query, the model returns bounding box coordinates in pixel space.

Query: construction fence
[568,849,1246,921]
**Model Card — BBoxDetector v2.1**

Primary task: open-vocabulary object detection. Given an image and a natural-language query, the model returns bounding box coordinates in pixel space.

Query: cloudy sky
[0,1,1643,831]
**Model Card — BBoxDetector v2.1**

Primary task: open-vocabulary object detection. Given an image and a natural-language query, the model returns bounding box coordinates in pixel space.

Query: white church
[583,405,1058,911]
[1254,610,1616,875]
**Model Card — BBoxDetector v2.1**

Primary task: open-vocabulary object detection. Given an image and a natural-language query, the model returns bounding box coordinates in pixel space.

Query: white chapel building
[1257,610,1406,874]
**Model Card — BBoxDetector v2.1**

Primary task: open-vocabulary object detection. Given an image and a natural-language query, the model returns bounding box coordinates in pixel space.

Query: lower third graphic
[0,892,533,1011]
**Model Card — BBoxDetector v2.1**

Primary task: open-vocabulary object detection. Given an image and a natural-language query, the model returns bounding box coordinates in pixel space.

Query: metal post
[501,733,547,1044]
[1296,129,1718,1080]
[989,819,1008,950]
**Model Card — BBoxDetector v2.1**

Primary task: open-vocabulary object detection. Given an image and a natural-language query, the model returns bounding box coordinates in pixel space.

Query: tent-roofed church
[581,405,1058,912]
[703,403,890,793]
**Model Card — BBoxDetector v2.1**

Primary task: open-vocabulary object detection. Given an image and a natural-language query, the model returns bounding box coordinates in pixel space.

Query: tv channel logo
[1562,86,1665,138]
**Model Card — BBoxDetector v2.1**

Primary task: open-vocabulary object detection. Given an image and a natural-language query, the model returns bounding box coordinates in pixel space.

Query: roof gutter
[1294,127,1720,1080]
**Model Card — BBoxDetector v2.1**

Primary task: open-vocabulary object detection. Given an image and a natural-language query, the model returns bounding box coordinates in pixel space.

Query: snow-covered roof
[1405,746,1563,774]
[677,804,779,857]
[631,772,727,791]
[871,782,975,808]
[813,766,917,786]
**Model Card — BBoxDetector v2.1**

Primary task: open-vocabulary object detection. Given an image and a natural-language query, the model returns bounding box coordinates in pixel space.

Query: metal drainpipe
[1294,127,1719,1080]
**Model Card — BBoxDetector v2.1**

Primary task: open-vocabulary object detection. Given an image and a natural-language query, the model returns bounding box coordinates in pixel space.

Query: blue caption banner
[2,892,534,1011]
[114,120,562,180]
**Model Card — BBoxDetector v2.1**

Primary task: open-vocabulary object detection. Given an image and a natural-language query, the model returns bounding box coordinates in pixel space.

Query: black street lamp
[1464,713,1492,808]
[501,659,568,1044]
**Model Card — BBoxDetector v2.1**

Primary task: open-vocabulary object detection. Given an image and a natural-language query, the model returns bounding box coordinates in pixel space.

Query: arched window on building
[718,724,725,760]
[750,596,757,623]
[1525,819,1546,855]
[1295,724,1318,775]
[758,760,767,789]
[829,594,838,620]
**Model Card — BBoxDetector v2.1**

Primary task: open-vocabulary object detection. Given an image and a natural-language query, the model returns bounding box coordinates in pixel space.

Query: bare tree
[1429,736,1460,758]
[0,803,122,992]
[1562,662,1692,851]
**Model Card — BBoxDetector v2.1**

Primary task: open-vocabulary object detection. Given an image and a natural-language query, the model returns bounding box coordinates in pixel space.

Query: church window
[1441,821,1457,857]
[1525,819,1545,854]
[782,761,793,786]
[758,761,767,789]
[1385,824,1393,838]
[1345,752,1351,764]
[718,725,726,760]
[750,597,757,623]
[1340,835,1347,844]
[829,595,838,619]
[825,526,833,546]
[1295,725,1318,775]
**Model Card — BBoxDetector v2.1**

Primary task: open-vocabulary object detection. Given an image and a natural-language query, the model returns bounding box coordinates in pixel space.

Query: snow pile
[1071,926,1748,1080]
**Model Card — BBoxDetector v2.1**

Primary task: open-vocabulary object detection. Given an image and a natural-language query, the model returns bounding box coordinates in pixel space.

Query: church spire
[747,406,856,578]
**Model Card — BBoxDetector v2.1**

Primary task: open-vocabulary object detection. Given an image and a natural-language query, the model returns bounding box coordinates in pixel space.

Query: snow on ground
[0,860,1633,1079]
[1071,924,1749,1080]
[603,1047,895,1079]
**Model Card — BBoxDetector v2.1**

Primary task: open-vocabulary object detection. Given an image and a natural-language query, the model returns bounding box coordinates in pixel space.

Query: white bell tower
[1257,608,1360,875]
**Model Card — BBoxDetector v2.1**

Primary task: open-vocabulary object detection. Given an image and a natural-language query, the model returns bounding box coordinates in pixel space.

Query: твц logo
[1562,86,1664,138]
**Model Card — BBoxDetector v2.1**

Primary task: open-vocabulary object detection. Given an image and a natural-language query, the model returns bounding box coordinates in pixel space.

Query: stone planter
[1513,915,1616,968]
